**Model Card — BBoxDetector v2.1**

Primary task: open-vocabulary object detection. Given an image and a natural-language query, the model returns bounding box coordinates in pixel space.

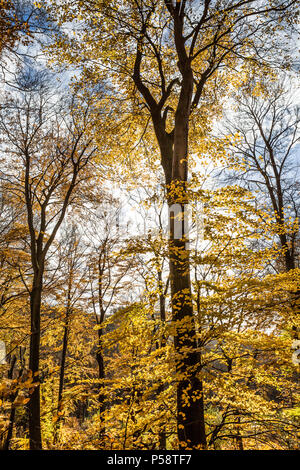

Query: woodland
[0,0,299,451]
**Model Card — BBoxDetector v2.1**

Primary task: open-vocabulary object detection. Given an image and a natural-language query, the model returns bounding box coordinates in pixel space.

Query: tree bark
[157,270,167,450]
[169,226,206,449]
[28,279,43,450]
[53,304,71,445]
[167,65,207,449]
[132,5,207,449]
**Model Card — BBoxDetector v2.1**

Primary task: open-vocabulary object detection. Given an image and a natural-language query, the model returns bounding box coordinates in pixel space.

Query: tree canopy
[0,0,299,452]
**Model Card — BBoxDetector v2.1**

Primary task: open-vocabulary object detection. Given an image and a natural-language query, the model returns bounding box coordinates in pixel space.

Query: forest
[0,0,299,452]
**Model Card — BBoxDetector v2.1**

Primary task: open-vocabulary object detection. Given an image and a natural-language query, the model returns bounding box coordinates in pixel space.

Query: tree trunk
[167,68,207,449]
[169,227,207,449]
[133,11,207,448]
[235,416,244,450]
[28,281,43,450]
[96,325,106,440]
[53,307,70,445]
[157,270,167,450]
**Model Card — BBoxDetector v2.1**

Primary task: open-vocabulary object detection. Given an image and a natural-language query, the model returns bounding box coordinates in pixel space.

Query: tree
[51,223,89,445]
[188,181,299,449]
[85,196,136,443]
[223,74,300,337]
[0,1,53,85]
[0,71,99,449]
[51,0,299,449]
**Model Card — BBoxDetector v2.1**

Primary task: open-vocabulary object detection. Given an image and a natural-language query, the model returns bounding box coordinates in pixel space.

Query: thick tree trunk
[169,228,207,449]
[28,281,43,450]
[167,68,207,449]
[155,95,207,449]
[133,9,207,448]
[157,270,167,450]
[235,416,244,451]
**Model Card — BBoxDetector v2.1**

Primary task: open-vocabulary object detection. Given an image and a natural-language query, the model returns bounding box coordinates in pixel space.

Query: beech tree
[223,75,300,337]
[0,0,299,452]
[0,71,99,449]
[51,223,89,444]
[84,197,136,441]
[51,0,299,449]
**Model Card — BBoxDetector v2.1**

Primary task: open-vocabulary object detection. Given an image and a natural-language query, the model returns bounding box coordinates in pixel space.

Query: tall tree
[86,197,135,443]
[51,0,299,449]
[52,224,89,444]
[223,75,299,335]
[50,0,299,448]
[0,72,99,449]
